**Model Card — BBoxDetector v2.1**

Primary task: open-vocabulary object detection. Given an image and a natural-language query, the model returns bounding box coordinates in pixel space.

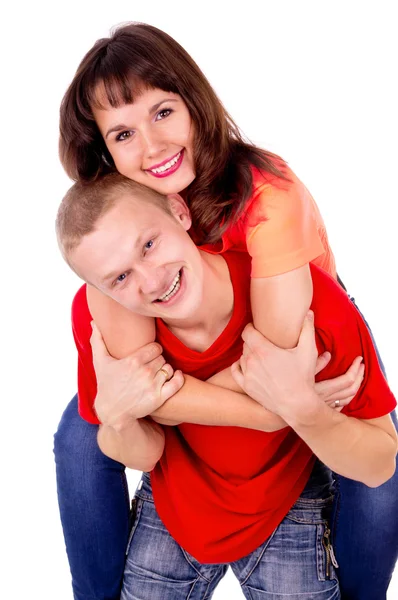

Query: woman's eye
[144,240,154,251]
[116,130,134,142]
[156,109,172,121]
[116,273,127,284]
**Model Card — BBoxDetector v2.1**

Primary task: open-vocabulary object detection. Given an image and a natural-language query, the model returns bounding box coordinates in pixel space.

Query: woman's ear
[167,194,192,231]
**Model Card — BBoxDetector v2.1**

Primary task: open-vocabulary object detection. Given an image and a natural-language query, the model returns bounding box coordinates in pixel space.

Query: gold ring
[334,399,340,408]
[159,367,169,380]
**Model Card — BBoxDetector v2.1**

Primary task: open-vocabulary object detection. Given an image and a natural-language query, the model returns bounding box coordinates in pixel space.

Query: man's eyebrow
[105,98,179,140]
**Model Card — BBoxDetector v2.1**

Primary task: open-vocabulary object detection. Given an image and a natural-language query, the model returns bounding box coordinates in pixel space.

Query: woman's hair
[59,22,287,243]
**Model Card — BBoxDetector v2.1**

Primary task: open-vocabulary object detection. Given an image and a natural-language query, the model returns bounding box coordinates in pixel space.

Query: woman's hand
[90,322,184,431]
[315,355,364,411]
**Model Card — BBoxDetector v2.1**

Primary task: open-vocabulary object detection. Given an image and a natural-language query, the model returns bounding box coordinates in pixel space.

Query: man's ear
[167,194,192,231]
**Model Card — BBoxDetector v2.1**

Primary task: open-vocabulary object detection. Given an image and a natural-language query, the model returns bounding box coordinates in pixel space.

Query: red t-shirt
[71,252,396,563]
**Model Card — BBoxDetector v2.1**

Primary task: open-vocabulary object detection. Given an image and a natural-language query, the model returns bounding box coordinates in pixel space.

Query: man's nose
[137,267,164,297]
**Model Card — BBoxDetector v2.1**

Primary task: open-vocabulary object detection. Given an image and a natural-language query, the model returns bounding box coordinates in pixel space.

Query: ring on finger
[334,399,340,408]
[159,367,170,381]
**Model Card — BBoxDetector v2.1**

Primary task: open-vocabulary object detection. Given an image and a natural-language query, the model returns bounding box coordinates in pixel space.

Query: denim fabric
[54,311,398,599]
[329,298,398,600]
[121,464,339,599]
[54,396,130,600]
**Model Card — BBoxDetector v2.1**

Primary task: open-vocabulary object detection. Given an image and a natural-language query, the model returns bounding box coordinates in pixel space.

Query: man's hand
[231,312,320,421]
[91,321,184,431]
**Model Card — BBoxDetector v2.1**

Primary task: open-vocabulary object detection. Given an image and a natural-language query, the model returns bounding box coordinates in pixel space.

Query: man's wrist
[278,387,324,429]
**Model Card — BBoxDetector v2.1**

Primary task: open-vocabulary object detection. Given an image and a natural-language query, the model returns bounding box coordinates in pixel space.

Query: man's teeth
[157,272,181,302]
[150,152,181,174]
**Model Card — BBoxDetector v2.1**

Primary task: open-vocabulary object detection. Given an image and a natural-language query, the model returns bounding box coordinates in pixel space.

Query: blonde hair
[56,172,171,265]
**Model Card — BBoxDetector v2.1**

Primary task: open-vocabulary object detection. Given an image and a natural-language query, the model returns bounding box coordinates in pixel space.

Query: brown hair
[56,172,171,264]
[59,22,287,243]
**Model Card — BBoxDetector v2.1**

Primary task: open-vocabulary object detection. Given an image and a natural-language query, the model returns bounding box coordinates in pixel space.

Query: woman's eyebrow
[105,124,129,140]
[105,99,179,139]
[149,98,179,114]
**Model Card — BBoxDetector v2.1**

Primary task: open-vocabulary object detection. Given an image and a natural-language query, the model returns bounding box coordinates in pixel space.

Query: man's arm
[232,314,397,487]
[285,401,396,487]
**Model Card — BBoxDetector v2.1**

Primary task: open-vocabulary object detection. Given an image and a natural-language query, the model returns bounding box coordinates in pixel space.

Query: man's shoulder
[71,284,92,345]
[72,283,89,319]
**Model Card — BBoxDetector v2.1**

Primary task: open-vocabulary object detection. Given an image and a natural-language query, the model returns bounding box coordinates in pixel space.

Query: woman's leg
[331,301,398,599]
[122,472,228,600]
[332,410,398,600]
[54,395,130,600]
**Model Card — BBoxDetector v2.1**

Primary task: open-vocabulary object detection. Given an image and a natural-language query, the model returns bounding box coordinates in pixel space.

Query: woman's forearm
[286,396,397,487]
[151,374,287,432]
[97,419,165,471]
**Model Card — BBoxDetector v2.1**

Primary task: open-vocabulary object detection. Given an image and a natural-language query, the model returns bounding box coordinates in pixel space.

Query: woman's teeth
[157,271,181,302]
[150,152,181,174]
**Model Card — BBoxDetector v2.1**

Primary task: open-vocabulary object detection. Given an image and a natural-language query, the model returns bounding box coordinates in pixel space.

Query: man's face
[71,194,205,322]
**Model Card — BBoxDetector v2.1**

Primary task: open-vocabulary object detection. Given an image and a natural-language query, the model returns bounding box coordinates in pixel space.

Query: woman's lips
[146,150,184,179]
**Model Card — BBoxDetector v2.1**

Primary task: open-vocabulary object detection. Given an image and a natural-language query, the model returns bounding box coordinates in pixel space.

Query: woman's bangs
[87,70,147,113]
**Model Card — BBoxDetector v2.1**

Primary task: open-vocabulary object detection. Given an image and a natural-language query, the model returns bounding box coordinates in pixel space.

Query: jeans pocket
[125,496,144,556]
[321,524,339,581]
[286,498,338,583]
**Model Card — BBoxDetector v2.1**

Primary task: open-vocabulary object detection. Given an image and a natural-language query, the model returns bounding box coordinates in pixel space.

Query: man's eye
[156,109,172,121]
[116,273,127,283]
[144,240,154,251]
[116,130,134,142]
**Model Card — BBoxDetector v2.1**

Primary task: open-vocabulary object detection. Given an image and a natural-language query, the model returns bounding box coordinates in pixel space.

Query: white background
[2,1,397,598]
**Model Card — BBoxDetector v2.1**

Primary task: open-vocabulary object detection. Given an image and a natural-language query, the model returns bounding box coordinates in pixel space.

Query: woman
[54,22,398,599]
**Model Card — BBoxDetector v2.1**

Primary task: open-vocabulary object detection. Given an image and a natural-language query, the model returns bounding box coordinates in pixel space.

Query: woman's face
[93,88,196,195]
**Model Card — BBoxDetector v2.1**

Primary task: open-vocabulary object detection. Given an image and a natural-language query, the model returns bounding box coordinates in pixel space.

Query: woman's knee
[53,394,99,462]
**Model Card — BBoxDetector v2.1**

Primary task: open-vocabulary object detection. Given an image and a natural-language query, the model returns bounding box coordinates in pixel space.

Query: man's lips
[153,270,182,302]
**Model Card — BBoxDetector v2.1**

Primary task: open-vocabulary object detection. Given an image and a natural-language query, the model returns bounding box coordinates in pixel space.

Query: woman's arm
[250,264,313,349]
[87,285,156,356]
[87,285,286,432]
[151,375,287,432]
[87,285,361,432]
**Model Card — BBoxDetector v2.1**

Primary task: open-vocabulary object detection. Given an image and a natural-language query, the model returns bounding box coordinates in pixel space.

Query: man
[56,173,396,598]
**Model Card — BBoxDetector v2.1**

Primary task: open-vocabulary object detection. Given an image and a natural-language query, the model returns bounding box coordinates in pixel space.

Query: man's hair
[56,172,170,264]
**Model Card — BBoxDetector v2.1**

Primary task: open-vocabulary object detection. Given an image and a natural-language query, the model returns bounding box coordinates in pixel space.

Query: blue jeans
[54,396,398,600]
[121,463,339,599]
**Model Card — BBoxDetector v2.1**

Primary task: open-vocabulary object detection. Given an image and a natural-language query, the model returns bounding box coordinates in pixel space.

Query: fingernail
[307,310,314,321]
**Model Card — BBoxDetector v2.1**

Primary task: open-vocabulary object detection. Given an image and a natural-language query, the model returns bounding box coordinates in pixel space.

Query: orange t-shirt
[201,164,336,279]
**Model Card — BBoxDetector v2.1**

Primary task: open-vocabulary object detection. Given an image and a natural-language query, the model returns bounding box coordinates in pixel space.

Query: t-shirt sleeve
[71,285,101,425]
[314,299,396,421]
[246,174,325,278]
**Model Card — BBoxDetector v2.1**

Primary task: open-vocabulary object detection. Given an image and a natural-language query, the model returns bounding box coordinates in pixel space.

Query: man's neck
[165,252,234,352]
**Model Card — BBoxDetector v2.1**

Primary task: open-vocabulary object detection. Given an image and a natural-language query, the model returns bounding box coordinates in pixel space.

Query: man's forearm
[97,418,165,471]
[285,395,397,487]
[151,374,287,432]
